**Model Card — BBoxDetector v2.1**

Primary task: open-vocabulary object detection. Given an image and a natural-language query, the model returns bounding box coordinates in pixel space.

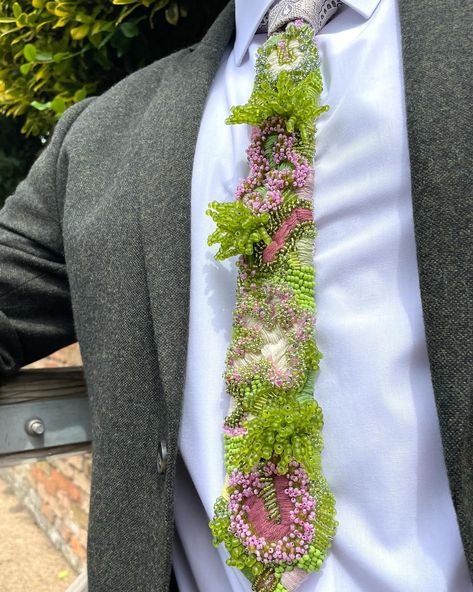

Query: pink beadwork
[228,461,316,565]
[236,117,310,214]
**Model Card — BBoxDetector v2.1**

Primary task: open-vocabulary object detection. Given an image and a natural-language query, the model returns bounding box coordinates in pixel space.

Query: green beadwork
[226,70,329,142]
[223,433,244,472]
[255,21,321,86]
[206,200,271,260]
[207,19,337,590]
[233,398,324,478]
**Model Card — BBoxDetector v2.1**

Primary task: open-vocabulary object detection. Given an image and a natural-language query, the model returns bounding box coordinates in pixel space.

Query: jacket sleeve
[0,97,96,375]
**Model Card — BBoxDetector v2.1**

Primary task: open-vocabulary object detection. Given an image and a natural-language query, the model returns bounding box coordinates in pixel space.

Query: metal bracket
[0,367,91,467]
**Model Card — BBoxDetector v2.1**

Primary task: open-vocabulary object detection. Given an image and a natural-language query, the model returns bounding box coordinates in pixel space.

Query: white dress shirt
[171,0,472,590]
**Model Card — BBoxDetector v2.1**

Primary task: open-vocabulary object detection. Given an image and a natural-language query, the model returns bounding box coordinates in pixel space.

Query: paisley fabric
[206,6,339,591]
[264,0,342,35]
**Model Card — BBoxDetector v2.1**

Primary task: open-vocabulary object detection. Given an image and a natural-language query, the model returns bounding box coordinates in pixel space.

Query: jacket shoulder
[62,43,198,147]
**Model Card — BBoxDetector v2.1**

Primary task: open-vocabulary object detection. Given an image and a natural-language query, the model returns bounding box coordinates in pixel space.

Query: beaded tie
[206,2,340,590]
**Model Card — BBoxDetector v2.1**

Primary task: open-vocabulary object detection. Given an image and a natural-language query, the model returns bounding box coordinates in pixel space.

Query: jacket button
[157,440,168,474]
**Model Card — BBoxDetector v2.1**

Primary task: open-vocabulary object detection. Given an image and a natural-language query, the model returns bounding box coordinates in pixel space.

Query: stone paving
[0,478,78,591]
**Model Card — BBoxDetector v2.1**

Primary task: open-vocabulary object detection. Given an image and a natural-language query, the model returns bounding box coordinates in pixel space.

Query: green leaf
[52,16,68,28]
[36,50,53,62]
[88,33,102,48]
[51,3,71,17]
[75,13,95,24]
[120,21,139,38]
[12,3,22,18]
[154,0,171,9]
[50,96,66,114]
[19,62,32,75]
[73,88,87,102]
[23,44,37,62]
[30,100,51,111]
[91,20,113,35]
[164,2,179,25]
[52,51,70,61]
[70,24,90,40]
[15,13,28,27]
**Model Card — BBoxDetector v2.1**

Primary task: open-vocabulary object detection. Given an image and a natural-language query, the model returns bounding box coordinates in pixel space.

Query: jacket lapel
[135,0,236,450]
[398,0,472,576]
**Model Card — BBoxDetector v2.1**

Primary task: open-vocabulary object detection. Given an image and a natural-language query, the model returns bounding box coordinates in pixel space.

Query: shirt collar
[234,0,382,65]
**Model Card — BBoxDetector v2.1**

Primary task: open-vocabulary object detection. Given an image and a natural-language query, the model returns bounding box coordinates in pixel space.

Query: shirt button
[157,439,168,474]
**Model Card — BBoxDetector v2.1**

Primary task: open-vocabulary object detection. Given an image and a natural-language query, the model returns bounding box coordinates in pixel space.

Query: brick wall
[0,343,90,572]
[24,342,83,369]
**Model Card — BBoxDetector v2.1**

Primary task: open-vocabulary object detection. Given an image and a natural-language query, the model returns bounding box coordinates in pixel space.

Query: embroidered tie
[206,2,340,590]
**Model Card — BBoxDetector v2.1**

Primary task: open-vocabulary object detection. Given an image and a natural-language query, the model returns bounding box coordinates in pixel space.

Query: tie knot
[266,0,342,36]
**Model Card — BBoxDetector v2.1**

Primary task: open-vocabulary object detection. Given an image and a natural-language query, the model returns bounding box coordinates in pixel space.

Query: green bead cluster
[210,498,267,577]
[232,325,265,354]
[206,200,271,260]
[252,569,284,591]
[228,548,264,575]
[245,384,280,414]
[300,334,323,375]
[285,259,316,311]
[226,376,279,416]
[226,408,246,428]
[223,434,244,472]
[259,472,281,522]
[209,497,230,548]
[226,70,329,142]
[309,478,338,553]
[297,545,324,572]
[295,124,316,161]
[234,399,324,478]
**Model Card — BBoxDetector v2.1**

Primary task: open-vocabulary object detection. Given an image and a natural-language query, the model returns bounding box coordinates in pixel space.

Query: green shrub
[0,0,199,136]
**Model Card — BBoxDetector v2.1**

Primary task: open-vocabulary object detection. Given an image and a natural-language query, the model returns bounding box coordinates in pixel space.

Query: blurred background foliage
[0,0,228,206]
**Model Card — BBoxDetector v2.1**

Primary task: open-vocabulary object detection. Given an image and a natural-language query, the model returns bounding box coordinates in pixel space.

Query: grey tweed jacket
[0,0,471,589]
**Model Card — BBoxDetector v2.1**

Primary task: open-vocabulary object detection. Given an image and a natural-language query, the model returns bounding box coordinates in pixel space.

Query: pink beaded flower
[228,460,316,565]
